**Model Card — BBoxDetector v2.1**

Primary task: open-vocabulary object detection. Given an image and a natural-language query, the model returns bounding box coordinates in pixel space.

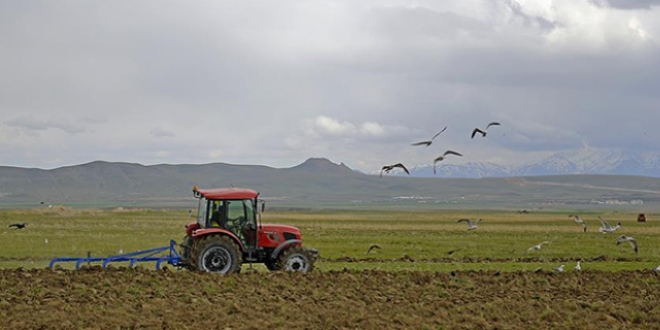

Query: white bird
[44,238,48,244]
[616,235,638,253]
[598,217,621,234]
[654,265,660,272]
[569,214,584,225]
[573,261,581,271]
[411,126,447,147]
[457,218,482,230]
[527,241,550,252]
[471,122,501,138]
[554,264,565,273]
[118,249,124,255]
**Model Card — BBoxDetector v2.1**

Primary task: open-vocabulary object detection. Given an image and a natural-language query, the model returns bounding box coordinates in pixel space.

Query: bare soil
[1,268,660,330]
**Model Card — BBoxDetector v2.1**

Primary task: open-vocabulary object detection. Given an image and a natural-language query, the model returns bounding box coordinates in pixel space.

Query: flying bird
[8,223,26,230]
[616,235,638,253]
[598,216,621,234]
[457,218,482,231]
[527,241,550,252]
[367,244,381,254]
[573,261,581,271]
[471,122,501,139]
[554,265,565,273]
[411,126,447,147]
[433,150,463,174]
[380,163,410,178]
[569,214,584,225]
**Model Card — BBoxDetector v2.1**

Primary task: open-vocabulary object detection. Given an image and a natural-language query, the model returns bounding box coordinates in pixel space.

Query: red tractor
[179,186,317,274]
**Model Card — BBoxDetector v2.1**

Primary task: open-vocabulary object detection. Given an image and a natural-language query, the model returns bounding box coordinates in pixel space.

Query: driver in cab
[210,203,228,229]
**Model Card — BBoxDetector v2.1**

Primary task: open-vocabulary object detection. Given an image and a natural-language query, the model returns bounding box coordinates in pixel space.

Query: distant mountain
[406,148,660,178]
[3,156,660,208]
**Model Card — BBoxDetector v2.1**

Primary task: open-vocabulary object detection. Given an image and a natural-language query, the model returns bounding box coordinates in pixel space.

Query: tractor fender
[271,239,302,260]
[192,228,246,253]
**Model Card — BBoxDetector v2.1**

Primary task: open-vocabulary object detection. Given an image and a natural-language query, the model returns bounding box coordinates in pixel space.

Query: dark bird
[380,163,410,177]
[411,126,447,147]
[446,248,462,255]
[433,150,463,174]
[616,235,638,253]
[471,122,501,138]
[8,223,26,230]
[367,244,381,254]
[493,270,501,276]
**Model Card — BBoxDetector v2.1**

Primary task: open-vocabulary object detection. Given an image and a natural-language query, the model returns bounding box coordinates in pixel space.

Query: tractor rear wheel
[276,245,315,273]
[191,235,242,274]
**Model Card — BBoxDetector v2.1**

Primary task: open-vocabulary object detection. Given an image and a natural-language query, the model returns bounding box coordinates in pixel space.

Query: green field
[1,207,659,272]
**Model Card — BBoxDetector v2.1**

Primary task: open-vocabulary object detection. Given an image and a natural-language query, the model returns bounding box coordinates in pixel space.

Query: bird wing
[411,140,432,146]
[443,150,463,157]
[539,241,550,246]
[457,218,471,225]
[599,217,612,230]
[393,163,410,175]
[431,126,448,140]
[471,128,485,139]
[628,239,638,253]
[367,244,381,254]
[486,122,501,129]
[8,224,18,228]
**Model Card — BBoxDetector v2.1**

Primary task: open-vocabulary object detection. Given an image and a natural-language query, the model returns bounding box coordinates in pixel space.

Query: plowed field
[2,268,660,330]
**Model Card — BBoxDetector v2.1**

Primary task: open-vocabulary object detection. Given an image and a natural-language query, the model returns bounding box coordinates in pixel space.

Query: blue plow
[49,239,182,270]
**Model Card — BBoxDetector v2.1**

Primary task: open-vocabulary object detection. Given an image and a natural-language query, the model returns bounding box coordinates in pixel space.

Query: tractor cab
[192,187,260,248]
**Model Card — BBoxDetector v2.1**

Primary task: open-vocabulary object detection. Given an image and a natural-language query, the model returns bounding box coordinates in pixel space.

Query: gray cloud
[592,0,660,9]
[150,127,176,138]
[0,0,659,172]
[5,116,86,134]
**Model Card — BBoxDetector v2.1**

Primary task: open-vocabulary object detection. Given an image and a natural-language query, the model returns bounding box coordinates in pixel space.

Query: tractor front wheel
[192,235,242,274]
[276,245,315,273]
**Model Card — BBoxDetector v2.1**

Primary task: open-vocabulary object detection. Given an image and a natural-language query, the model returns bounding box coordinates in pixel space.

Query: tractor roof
[194,187,259,200]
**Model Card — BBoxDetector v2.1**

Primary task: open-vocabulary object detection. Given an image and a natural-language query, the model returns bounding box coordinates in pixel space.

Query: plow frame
[49,240,182,270]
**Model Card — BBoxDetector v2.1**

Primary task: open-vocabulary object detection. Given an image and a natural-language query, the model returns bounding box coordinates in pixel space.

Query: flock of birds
[380,122,500,177]
[367,213,660,273]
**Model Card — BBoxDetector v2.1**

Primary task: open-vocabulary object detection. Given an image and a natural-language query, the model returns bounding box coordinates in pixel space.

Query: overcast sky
[1,0,659,172]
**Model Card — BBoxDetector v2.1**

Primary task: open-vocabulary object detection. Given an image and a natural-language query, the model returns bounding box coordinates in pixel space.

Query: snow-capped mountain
[403,148,660,178]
